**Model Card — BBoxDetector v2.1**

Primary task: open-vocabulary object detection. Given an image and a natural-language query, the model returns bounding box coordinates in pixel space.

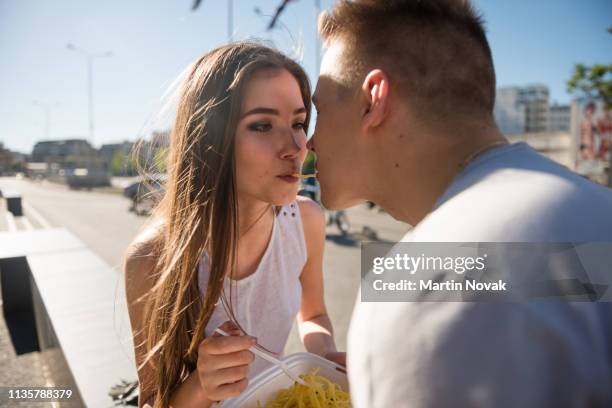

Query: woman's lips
[277,175,299,184]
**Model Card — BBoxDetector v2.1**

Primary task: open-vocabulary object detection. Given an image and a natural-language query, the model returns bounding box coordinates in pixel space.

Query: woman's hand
[197,321,256,402]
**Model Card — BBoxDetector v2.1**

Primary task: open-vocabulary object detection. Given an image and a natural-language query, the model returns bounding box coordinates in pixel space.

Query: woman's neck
[236,196,273,239]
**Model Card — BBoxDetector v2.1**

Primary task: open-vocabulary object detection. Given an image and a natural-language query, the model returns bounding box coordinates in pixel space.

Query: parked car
[65,166,111,189]
[123,174,166,215]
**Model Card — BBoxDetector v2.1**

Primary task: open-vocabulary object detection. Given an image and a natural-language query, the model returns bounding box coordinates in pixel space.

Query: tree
[567,64,612,108]
[111,148,138,176]
[302,150,316,175]
[567,27,611,108]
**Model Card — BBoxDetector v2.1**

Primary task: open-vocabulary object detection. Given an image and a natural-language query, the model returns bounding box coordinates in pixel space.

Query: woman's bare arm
[124,227,241,408]
[124,231,161,408]
[296,197,337,357]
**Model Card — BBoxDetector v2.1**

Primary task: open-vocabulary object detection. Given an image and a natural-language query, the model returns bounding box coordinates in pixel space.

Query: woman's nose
[281,129,307,159]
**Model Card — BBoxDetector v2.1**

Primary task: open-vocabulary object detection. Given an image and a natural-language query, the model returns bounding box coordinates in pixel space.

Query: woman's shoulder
[295,195,324,222]
[124,217,165,285]
[126,217,165,256]
[295,196,325,250]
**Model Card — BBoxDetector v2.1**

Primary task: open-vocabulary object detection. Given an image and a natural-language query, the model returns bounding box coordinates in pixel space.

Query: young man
[308,0,612,406]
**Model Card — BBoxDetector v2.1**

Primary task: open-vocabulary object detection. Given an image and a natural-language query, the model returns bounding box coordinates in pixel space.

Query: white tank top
[198,200,307,378]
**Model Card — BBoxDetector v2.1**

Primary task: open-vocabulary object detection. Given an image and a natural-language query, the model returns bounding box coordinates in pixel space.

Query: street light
[314,0,321,76]
[32,100,59,139]
[228,0,234,41]
[66,43,113,146]
[258,0,321,74]
[193,1,234,42]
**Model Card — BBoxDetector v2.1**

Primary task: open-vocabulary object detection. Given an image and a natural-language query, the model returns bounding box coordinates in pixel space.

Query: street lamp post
[228,0,234,41]
[314,0,321,76]
[194,1,234,41]
[32,100,59,139]
[66,43,112,146]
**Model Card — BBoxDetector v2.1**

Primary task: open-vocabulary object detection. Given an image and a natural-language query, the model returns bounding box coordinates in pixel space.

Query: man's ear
[360,69,389,132]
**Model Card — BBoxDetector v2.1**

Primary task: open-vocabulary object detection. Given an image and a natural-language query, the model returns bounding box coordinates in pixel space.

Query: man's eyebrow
[241,106,307,118]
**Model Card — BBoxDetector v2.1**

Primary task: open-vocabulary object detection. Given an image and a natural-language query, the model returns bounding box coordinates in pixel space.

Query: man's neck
[369,125,507,226]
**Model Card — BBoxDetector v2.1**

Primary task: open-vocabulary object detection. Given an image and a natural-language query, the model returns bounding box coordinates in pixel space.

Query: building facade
[495,85,572,134]
[31,139,98,163]
[548,103,571,132]
[519,85,550,133]
[494,87,526,135]
[30,139,110,186]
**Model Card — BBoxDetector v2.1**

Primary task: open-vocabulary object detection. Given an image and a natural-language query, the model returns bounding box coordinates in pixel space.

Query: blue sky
[0,0,610,153]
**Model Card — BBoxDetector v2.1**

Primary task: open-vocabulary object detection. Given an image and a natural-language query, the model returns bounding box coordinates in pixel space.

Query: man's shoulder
[409,158,612,242]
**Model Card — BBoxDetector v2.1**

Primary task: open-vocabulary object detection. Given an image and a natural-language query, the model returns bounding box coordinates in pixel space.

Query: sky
[0,0,610,154]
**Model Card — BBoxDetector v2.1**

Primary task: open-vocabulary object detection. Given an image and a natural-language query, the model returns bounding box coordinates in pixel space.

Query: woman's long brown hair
[137,42,311,407]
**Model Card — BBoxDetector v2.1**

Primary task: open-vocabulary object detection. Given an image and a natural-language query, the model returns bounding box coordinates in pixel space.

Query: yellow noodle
[259,368,351,408]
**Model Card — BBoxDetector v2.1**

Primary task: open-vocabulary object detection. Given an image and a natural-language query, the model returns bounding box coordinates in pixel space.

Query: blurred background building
[494,87,527,135]
[29,139,109,187]
[549,103,572,132]
[494,85,570,134]
[520,85,551,133]
[495,85,609,185]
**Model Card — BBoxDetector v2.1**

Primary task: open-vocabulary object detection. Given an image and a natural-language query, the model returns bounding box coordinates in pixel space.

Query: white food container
[219,352,348,408]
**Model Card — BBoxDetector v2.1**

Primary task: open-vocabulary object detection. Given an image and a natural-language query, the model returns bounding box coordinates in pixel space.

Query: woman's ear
[360,69,389,132]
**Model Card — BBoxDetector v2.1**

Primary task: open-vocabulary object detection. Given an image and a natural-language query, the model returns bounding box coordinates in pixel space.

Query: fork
[214,327,308,386]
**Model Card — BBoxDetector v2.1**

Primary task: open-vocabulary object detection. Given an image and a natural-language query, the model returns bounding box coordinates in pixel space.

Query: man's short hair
[319,0,496,125]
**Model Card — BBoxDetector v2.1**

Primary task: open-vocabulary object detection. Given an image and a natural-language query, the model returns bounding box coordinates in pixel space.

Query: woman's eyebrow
[241,107,279,118]
[241,106,307,118]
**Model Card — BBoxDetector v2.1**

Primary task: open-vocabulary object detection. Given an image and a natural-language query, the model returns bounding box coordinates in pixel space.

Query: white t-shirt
[348,143,612,407]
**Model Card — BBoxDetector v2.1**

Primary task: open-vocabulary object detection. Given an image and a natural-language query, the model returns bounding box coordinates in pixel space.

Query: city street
[0,176,410,384]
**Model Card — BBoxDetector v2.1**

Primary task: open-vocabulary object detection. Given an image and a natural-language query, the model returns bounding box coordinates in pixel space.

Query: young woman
[124,42,338,408]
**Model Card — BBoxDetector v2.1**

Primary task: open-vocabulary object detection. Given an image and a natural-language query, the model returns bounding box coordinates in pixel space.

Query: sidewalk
[0,191,85,391]
[0,199,51,388]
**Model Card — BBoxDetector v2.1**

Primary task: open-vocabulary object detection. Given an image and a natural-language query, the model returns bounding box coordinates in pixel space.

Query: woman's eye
[248,122,272,132]
[293,122,306,131]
